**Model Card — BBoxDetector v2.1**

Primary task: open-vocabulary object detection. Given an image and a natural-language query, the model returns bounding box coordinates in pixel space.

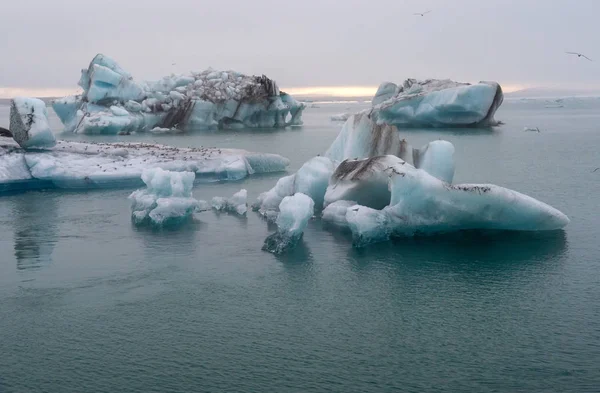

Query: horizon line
[0,84,569,99]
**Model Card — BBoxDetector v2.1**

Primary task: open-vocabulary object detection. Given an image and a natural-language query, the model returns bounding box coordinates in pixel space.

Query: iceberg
[330,113,352,122]
[369,78,504,128]
[253,156,334,217]
[262,193,314,254]
[9,98,56,148]
[0,137,289,193]
[343,163,570,246]
[212,189,248,215]
[129,168,205,226]
[52,54,305,134]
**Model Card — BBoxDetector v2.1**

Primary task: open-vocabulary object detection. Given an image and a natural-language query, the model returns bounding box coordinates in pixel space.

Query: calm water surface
[0,99,599,392]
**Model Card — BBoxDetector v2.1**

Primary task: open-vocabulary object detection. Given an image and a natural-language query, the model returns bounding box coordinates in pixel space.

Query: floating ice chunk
[0,139,289,192]
[129,168,200,226]
[384,166,570,235]
[9,98,56,149]
[372,79,504,127]
[330,113,352,122]
[253,174,295,218]
[412,140,455,183]
[262,193,314,254]
[52,54,305,134]
[150,127,183,134]
[346,205,391,247]
[212,189,248,215]
[325,113,412,163]
[253,156,334,216]
[321,200,356,228]
[324,155,403,209]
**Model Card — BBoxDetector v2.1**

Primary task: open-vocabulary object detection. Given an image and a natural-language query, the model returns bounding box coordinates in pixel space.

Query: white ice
[253,156,334,216]
[52,54,305,134]
[0,138,289,192]
[212,189,248,215]
[9,98,56,149]
[129,168,202,226]
[412,140,455,183]
[262,193,315,254]
[330,113,352,122]
[321,200,356,227]
[370,79,504,127]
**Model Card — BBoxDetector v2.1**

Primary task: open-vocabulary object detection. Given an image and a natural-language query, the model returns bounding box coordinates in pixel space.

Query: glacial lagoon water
[0,99,599,392]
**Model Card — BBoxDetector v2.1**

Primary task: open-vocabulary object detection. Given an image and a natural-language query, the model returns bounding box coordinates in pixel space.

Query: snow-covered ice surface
[129,168,203,226]
[212,189,248,215]
[0,137,289,193]
[321,200,356,228]
[52,54,305,134]
[369,78,504,128]
[262,193,314,254]
[9,98,56,148]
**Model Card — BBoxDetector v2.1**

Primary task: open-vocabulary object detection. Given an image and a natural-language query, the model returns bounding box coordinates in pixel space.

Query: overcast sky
[1,0,598,96]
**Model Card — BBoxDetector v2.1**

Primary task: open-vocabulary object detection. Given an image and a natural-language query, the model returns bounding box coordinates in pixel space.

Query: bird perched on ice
[565,52,592,61]
[414,10,431,16]
[524,127,541,133]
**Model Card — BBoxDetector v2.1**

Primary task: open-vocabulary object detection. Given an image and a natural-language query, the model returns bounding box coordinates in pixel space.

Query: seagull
[524,127,541,133]
[565,51,592,61]
[414,10,431,16]
[593,168,599,172]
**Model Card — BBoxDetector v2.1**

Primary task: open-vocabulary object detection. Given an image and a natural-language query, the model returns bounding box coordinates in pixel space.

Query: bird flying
[414,10,431,16]
[565,52,592,61]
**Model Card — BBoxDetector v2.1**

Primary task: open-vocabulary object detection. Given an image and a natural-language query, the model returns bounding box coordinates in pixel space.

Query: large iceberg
[52,54,305,134]
[0,137,289,193]
[9,98,56,148]
[129,168,206,226]
[369,78,504,128]
[254,103,568,248]
[262,193,314,254]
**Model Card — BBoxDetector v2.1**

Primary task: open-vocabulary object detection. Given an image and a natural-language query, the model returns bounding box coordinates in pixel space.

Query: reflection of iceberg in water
[13,193,59,269]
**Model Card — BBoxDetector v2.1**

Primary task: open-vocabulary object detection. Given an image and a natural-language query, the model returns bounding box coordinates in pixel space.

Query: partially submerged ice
[0,136,289,193]
[369,78,504,128]
[255,109,568,248]
[129,168,205,226]
[262,193,314,254]
[253,156,334,218]
[10,98,56,148]
[52,54,305,134]
[212,189,248,215]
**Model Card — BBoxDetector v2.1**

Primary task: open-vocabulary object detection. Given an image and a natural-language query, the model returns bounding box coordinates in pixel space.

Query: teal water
[0,99,599,392]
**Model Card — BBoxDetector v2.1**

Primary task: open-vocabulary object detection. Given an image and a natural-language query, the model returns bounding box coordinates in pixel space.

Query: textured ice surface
[262,193,314,254]
[370,79,504,127]
[343,163,570,246]
[253,156,334,216]
[325,113,413,163]
[324,155,403,209]
[0,139,288,192]
[412,140,455,183]
[52,54,304,134]
[9,98,56,148]
[321,200,356,228]
[212,189,248,215]
[129,168,201,226]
